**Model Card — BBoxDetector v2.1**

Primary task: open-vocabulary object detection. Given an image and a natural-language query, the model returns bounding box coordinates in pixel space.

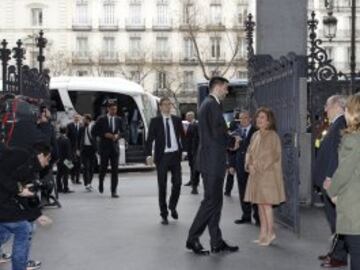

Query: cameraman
[0,143,52,270]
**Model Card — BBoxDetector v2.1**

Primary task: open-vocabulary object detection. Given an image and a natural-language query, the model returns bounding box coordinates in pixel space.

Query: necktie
[166,118,171,148]
[241,128,247,139]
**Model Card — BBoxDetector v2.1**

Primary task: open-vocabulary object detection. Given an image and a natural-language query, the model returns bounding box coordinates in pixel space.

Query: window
[103,37,115,57]
[50,89,65,112]
[156,37,169,57]
[75,1,89,24]
[210,4,222,25]
[30,51,39,68]
[130,3,142,24]
[183,71,194,90]
[325,46,334,60]
[131,70,141,82]
[210,37,221,58]
[238,71,247,79]
[157,71,167,89]
[31,8,43,27]
[104,70,115,77]
[184,38,195,59]
[129,37,142,57]
[183,2,195,24]
[103,1,115,24]
[238,38,247,58]
[211,70,220,76]
[76,37,88,56]
[76,70,88,76]
[156,2,168,25]
[237,5,247,25]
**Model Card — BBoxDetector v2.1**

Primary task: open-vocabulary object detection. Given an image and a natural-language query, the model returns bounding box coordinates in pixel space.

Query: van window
[68,90,138,121]
[50,89,65,112]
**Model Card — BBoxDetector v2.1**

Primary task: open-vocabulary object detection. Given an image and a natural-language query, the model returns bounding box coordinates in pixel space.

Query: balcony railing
[99,18,119,31]
[99,51,119,64]
[206,53,226,65]
[72,51,92,64]
[152,17,173,30]
[233,17,246,29]
[152,52,172,64]
[179,55,198,65]
[72,18,92,31]
[125,52,146,64]
[206,18,226,31]
[233,55,247,64]
[125,18,146,31]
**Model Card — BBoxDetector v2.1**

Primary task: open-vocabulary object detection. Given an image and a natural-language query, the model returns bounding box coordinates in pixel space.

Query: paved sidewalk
[0,163,343,270]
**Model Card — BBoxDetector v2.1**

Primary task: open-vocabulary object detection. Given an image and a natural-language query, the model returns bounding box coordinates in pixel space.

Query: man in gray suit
[186,77,240,255]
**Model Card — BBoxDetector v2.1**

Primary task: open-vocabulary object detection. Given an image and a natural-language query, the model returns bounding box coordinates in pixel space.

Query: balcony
[99,51,119,64]
[233,56,247,64]
[233,17,246,30]
[72,51,92,64]
[99,18,119,31]
[72,18,92,31]
[179,55,198,65]
[125,52,146,65]
[206,53,226,65]
[152,17,173,31]
[152,52,172,64]
[125,18,146,31]
[206,19,226,31]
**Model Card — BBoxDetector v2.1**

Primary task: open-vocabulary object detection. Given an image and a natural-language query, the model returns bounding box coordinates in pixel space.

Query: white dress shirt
[84,123,93,146]
[162,115,179,153]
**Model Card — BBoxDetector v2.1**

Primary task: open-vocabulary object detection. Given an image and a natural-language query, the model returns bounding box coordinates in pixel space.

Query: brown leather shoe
[321,258,347,268]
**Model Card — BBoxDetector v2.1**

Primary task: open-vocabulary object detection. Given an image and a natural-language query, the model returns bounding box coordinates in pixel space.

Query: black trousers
[81,146,96,187]
[70,153,81,183]
[156,152,182,218]
[224,173,234,194]
[236,167,259,222]
[320,188,348,262]
[99,148,119,194]
[187,173,224,247]
[56,162,69,192]
[189,161,200,189]
[345,235,360,270]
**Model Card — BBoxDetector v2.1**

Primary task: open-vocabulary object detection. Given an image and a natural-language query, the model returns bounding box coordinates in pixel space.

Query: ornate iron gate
[246,15,306,234]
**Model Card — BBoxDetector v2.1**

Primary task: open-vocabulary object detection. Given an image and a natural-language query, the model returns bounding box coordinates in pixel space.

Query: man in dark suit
[93,101,123,198]
[145,97,185,225]
[67,114,82,184]
[314,95,348,268]
[186,114,200,195]
[233,111,259,225]
[80,114,97,192]
[56,126,74,193]
[186,77,240,255]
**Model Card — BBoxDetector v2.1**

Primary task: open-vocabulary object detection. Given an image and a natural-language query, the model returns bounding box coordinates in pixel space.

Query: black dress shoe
[63,189,75,194]
[234,218,251,225]
[184,181,192,186]
[170,210,178,220]
[186,241,210,255]
[98,183,104,194]
[111,193,119,198]
[161,217,169,225]
[224,192,231,197]
[211,241,239,253]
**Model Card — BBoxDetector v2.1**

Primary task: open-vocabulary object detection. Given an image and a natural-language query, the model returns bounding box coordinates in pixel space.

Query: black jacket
[92,115,123,152]
[67,122,82,152]
[196,96,234,177]
[234,125,257,169]
[0,147,42,222]
[313,115,347,188]
[79,124,97,152]
[56,135,72,162]
[145,115,185,164]
[187,121,199,165]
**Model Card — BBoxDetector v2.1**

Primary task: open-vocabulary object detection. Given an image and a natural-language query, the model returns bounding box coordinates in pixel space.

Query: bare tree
[45,51,72,76]
[180,0,243,80]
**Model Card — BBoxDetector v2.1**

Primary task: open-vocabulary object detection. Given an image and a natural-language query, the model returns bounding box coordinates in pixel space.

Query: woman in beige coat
[244,106,286,246]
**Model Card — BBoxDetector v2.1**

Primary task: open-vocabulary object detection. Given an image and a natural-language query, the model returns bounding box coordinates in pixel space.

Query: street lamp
[322,0,357,94]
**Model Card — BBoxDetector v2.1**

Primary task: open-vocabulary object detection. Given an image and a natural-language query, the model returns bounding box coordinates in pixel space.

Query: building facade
[0,0,249,113]
[309,0,360,74]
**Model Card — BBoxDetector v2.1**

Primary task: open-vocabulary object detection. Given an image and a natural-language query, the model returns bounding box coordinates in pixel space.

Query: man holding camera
[0,143,52,270]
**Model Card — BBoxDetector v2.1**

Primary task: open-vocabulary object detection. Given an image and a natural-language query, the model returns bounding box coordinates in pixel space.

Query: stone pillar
[255,0,308,58]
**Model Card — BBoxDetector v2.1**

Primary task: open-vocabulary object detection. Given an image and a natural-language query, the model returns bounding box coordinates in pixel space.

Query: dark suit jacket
[196,95,234,177]
[56,135,72,162]
[145,115,185,164]
[187,121,199,165]
[92,114,123,153]
[313,115,346,188]
[67,122,82,152]
[79,124,97,152]
[234,125,257,170]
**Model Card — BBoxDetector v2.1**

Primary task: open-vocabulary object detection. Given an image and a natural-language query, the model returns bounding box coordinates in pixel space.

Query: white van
[49,76,158,169]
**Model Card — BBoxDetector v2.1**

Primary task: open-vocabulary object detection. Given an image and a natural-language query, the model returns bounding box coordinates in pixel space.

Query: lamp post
[323,0,357,94]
